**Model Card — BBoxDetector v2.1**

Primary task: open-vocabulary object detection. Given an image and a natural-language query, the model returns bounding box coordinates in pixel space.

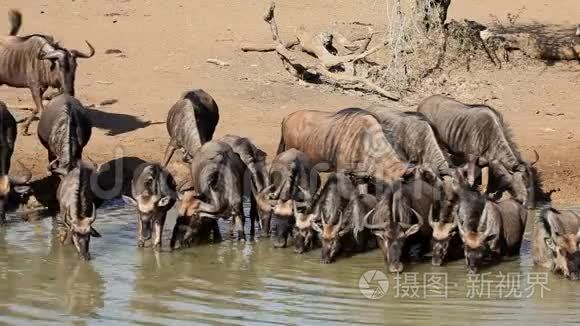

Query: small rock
[113,20,118,23]
[105,49,123,54]
[535,110,540,115]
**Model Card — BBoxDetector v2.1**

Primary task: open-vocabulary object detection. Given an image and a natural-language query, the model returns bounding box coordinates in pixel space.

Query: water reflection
[0,206,578,325]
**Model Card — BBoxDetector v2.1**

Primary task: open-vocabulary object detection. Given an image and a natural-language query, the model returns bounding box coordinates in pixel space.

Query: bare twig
[206,58,230,66]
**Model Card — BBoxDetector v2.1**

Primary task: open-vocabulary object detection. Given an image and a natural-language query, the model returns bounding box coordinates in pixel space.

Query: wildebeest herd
[0,10,579,281]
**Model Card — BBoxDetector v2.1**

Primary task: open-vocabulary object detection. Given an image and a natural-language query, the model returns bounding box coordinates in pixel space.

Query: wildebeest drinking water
[299,173,377,262]
[37,94,92,173]
[170,140,252,248]
[123,163,176,250]
[256,148,320,248]
[0,100,32,224]
[453,179,527,273]
[0,10,94,135]
[532,207,580,280]
[163,89,219,166]
[418,95,541,207]
[55,160,101,260]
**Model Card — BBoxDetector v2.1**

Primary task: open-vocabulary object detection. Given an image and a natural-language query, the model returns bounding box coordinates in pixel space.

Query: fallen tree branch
[241,39,299,52]
[247,1,399,101]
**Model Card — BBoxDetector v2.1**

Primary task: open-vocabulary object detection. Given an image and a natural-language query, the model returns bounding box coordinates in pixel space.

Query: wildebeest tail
[68,106,82,169]
[8,10,21,36]
[276,135,285,155]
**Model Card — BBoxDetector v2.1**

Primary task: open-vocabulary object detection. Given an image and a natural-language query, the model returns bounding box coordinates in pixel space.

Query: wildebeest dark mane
[460,189,486,230]
[538,206,559,235]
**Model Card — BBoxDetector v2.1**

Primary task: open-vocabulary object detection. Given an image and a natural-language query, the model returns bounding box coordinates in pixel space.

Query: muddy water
[0,204,579,325]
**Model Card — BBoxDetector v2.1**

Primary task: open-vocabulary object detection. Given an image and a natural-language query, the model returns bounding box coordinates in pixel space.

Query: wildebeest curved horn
[363,208,387,230]
[196,188,224,215]
[38,48,64,60]
[427,205,435,227]
[10,160,32,185]
[478,202,493,240]
[71,41,95,59]
[296,185,312,202]
[531,150,540,166]
[321,210,328,227]
[87,204,97,224]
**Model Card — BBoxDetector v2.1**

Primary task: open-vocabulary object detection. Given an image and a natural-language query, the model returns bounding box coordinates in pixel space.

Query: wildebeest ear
[90,227,102,238]
[158,196,172,207]
[404,224,420,237]
[256,148,267,161]
[484,233,497,243]
[544,238,557,251]
[311,222,322,234]
[122,195,138,206]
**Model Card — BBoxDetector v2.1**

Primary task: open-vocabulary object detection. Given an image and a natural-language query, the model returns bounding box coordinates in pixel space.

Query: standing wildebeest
[163,89,219,166]
[455,184,527,273]
[277,108,413,186]
[418,95,540,207]
[366,105,453,172]
[37,94,92,173]
[256,149,320,248]
[218,135,268,193]
[55,161,101,260]
[123,163,176,250]
[364,176,440,273]
[0,101,32,224]
[0,10,94,135]
[532,207,580,280]
[219,134,268,234]
[170,140,251,248]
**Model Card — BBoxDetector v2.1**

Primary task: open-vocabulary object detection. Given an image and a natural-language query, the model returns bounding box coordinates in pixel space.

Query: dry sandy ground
[0,1,578,203]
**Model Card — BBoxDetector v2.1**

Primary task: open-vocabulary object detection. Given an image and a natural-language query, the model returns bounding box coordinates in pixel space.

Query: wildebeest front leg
[136,216,145,248]
[21,87,44,136]
[233,209,245,241]
[249,196,258,239]
[153,215,166,250]
[162,140,177,167]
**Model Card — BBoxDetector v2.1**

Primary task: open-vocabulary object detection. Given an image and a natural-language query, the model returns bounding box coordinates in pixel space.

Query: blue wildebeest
[453,177,527,273]
[37,94,92,174]
[170,140,252,249]
[418,95,541,207]
[256,148,320,249]
[533,207,580,280]
[0,100,32,224]
[0,10,94,135]
[219,134,268,235]
[297,172,377,262]
[277,108,417,191]
[123,163,177,250]
[366,105,453,173]
[364,175,441,273]
[55,161,101,260]
[163,89,219,166]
